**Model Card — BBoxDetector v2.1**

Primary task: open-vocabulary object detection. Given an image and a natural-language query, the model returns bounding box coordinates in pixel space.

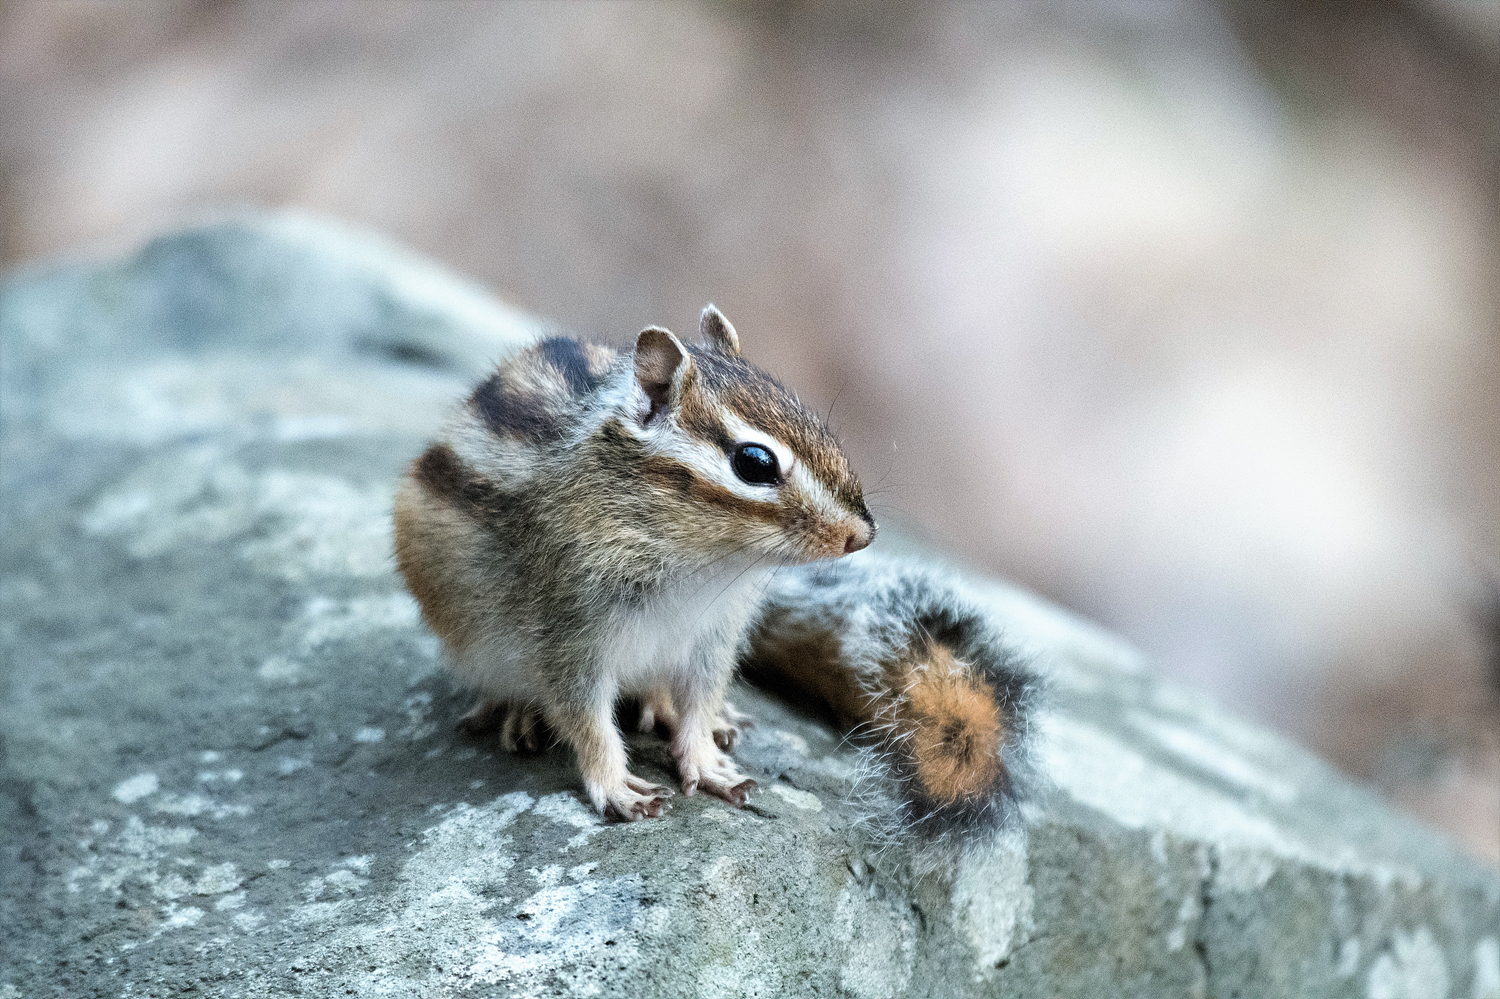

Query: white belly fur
[603,562,772,693]
[449,562,774,700]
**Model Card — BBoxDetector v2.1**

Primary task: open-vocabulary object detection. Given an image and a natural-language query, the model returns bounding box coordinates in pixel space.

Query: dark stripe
[600,416,783,524]
[640,455,783,524]
[596,417,644,458]
[470,374,563,442]
[689,477,786,523]
[676,376,735,454]
[640,456,698,494]
[414,443,513,517]
[538,337,606,395]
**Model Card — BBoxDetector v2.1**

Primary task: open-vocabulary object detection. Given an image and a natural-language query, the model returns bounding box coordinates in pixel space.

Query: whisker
[861,485,913,498]
[681,528,782,586]
[672,539,777,618]
[824,378,850,428]
[681,526,790,626]
[693,549,775,628]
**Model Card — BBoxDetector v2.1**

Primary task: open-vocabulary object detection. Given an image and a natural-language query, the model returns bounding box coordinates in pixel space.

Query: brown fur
[748,629,1008,808]
[895,643,1005,806]
[393,476,475,654]
[744,623,866,726]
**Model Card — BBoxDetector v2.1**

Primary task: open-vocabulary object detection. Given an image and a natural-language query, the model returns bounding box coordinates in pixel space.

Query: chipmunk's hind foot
[499,703,546,754]
[457,699,548,753]
[712,700,755,752]
[636,686,680,735]
[638,687,754,751]
[456,697,506,737]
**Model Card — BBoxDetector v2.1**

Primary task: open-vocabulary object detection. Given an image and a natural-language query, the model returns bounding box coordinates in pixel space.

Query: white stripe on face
[628,405,795,505]
[788,460,847,525]
[624,391,853,529]
[711,411,849,527]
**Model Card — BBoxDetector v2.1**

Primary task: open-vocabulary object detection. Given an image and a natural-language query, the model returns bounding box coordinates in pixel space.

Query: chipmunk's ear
[700,304,740,356]
[635,326,694,415]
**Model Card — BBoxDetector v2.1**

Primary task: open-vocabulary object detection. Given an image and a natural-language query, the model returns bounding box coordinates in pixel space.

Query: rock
[1,213,1496,998]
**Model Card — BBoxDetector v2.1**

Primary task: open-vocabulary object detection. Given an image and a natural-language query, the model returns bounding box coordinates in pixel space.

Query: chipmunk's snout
[808,513,876,561]
[844,520,876,554]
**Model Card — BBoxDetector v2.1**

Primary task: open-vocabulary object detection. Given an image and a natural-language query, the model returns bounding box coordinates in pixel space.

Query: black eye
[732,443,780,486]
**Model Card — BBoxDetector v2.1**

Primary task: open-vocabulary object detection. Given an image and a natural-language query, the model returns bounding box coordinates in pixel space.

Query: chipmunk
[393,305,875,821]
[740,551,1040,858]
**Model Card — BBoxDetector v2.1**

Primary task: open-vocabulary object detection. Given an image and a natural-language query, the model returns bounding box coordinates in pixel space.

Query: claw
[603,791,667,822]
[595,773,672,822]
[711,701,754,751]
[700,774,756,807]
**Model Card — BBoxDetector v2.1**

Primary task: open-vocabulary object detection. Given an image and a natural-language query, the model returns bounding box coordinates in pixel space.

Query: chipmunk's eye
[732,443,780,486]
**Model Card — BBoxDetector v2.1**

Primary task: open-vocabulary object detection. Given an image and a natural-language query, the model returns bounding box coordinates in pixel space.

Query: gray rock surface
[2,213,1496,999]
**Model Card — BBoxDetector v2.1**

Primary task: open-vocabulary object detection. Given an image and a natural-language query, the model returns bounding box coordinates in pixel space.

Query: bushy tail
[742,553,1039,863]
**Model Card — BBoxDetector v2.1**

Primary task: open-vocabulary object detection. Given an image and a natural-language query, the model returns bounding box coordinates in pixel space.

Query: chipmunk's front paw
[593,775,673,823]
[678,756,757,807]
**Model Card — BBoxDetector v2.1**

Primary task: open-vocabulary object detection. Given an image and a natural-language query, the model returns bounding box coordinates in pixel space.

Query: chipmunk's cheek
[781,517,830,562]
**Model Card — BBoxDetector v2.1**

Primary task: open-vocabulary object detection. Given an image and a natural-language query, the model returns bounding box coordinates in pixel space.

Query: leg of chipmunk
[544,688,670,822]
[499,702,545,753]
[638,686,751,750]
[455,697,506,737]
[671,678,755,806]
[637,685,679,735]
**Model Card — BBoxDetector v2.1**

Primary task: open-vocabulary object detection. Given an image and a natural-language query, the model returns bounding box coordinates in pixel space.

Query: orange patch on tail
[899,643,1006,806]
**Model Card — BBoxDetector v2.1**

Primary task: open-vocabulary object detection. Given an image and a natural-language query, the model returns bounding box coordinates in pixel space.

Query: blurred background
[2,0,1496,863]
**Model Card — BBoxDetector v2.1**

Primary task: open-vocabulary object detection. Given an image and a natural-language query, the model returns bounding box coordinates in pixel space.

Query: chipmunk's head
[627,305,874,564]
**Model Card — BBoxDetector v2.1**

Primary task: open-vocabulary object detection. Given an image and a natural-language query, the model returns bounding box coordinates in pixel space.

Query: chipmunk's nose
[844,520,875,554]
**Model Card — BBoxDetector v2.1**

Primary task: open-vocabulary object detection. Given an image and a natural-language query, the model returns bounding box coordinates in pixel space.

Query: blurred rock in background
[2,0,1496,862]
